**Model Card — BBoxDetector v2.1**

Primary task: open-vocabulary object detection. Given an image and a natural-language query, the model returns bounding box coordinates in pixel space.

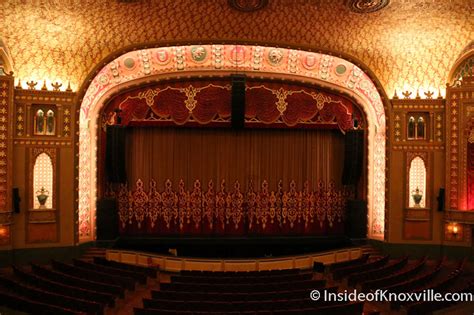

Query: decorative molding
[393,145,444,151]
[445,210,474,225]
[15,103,25,137]
[28,208,56,223]
[14,140,72,146]
[394,114,401,142]
[0,211,13,225]
[0,77,13,218]
[435,114,443,142]
[63,106,71,137]
[14,89,76,105]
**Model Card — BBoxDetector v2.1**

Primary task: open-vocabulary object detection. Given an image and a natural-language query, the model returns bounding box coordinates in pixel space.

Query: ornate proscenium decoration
[411,187,423,207]
[345,0,390,13]
[36,187,49,209]
[228,0,268,12]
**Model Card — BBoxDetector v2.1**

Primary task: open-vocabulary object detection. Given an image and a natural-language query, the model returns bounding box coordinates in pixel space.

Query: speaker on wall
[96,198,119,240]
[105,125,127,183]
[345,199,367,239]
[231,74,246,129]
[437,188,445,212]
[12,188,20,213]
[341,130,364,186]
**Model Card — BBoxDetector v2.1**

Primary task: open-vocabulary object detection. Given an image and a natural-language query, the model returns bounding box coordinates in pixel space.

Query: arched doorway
[77,44,388,243]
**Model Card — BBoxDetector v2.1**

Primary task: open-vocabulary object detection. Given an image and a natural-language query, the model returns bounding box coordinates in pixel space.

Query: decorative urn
[411,187,423,207]
[36,187,49,209]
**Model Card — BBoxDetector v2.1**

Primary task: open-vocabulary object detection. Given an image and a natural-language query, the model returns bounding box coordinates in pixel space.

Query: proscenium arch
[76,43,390,243]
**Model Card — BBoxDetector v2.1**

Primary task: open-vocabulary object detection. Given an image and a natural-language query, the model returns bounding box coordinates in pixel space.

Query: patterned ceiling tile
[1,0,472,95]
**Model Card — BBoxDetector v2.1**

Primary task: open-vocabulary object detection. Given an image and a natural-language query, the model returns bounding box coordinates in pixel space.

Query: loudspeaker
[105,125,127,183]
[96,198,119,240]
[12,188,20,213]
[341,130,364,186]
[345,199,367,238]
[437,188,445,212]
[231,74,246,129]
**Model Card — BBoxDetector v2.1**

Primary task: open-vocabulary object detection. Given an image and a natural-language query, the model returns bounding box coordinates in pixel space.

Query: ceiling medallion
[345,0,390,13]
[228,0,269,12]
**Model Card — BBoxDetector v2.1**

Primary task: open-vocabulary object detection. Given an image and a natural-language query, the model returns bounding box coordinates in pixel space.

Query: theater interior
[0,0,473,314]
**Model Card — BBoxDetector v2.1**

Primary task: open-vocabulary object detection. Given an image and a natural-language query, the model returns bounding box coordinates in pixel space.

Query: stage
[112,235,353,259]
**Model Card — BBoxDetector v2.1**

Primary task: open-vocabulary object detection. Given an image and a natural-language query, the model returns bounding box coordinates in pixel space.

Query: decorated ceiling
[1,0,473,96]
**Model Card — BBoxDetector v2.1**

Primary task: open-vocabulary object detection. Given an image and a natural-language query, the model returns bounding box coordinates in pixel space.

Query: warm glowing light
[409,156,426,208]
[452,225,459,234]
[0,226,8,238]
[33,153,53,209]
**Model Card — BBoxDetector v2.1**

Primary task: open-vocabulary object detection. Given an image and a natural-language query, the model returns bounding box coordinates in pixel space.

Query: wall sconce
[0,226,8,238]
[447,223,461,240]
[452,225,459,237]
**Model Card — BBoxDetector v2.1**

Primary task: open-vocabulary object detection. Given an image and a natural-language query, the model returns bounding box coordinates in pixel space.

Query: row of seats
[347,255,408,286]
[0,257,159,315]
[327,254,472,315]
[137,267,365,315]
[151,287,338,302]
[160,279,325,293]
[360,256,427,291]
[179,269,299,277]
[171,272,313,284]
[0,275,103,314]
[332,254,390,280]
[134,301,364,315]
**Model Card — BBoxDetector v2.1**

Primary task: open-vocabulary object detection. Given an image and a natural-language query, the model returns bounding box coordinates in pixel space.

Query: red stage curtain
[118,127,347,236]
[125,127,344,190]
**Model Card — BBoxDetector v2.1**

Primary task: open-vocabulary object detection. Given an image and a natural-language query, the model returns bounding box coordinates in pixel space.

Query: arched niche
[408,156,427,208]
[33,153,53,209]
[77,44,389,243]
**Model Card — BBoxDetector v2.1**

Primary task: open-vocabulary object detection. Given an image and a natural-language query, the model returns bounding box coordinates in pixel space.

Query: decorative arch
[448,41,474,84]
[77,44,388,242]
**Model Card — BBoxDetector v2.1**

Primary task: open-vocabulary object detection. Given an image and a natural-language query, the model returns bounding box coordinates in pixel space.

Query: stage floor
[113,235,353,259]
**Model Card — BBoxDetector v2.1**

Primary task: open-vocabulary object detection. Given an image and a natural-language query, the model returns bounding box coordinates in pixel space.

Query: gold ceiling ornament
[424,90,434,99]
[51,81,62,91]
[402,90,412,99]
[41,80,48,90]
[437,88,443,99]
[415,89,421,99]
[228,0,269,12]
[15,79,22,89]
[392,89,399,99]
[26,80,37,90]
[345,0,390,13]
